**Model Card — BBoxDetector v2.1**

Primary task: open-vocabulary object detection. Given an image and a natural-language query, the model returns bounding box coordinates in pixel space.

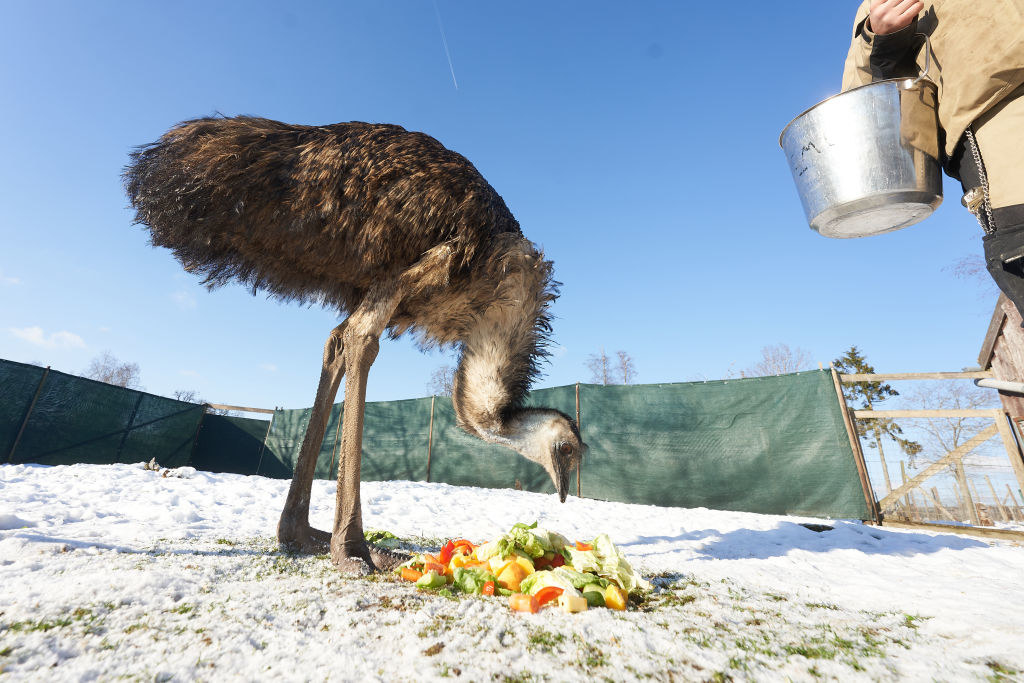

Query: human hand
[868,0,923,35]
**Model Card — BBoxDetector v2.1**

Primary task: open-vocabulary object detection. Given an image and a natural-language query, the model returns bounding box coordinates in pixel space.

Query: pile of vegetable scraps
[395,522,651,613]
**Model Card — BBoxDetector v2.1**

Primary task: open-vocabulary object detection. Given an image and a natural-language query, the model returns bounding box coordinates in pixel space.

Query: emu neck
[451,304,543,444]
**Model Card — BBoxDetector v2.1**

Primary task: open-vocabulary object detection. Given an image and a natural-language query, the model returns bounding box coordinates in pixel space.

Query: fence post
[829,367,881,523]
[998,413,1024,494]
[6,366,50,465]
[255,409,277,476]
[575,383,581,498]
[426,396,435,483]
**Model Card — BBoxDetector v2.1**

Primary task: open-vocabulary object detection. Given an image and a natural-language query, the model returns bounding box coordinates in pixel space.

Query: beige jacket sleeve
[841,2,874,91]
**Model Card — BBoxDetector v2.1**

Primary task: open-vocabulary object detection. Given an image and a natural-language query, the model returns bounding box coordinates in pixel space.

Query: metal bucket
[779,74,942,239]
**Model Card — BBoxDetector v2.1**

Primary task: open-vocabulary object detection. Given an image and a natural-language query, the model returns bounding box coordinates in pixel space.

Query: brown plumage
[125,116,584,571]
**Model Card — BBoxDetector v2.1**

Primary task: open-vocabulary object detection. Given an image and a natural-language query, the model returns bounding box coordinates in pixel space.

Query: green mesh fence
[258,370,869,519]
[0,356,869,519]
[1,359,204,468]
[576,374,868,518]
[189,414,271,475]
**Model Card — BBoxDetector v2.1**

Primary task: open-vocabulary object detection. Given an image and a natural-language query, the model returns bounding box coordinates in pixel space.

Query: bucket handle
[910,33,934,85]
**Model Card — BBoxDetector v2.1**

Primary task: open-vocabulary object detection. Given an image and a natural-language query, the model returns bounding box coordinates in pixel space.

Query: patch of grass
[417,614,455,639]
[168,603,194,616]
[0,646,14,657]
[765,593,788,602]
[805,602,839,611]
[526,628,565,654]
[422,642,444,656]
[986,660,1021,682]
[573,634,609,670]
[214,538,236,546]
[902,614,930,630]
[6,616,73,633]
[783,643,837,660]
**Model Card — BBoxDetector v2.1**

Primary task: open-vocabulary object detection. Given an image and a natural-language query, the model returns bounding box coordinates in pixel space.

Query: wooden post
[425,396,435,483]
[831,367,881,523]
[6,366,50,465]
[1008,484,1024,521]
[900,462,915,521]
[255,409,276,476]
[928,487,957,522]
[873,423,894,493]
[575,382,581,498]
[968,478,989,525]
[955,461,981,525]
[916,490,929,521]
[998,413,1024,494]
[985,475,1009,522]
[952,482,966,522]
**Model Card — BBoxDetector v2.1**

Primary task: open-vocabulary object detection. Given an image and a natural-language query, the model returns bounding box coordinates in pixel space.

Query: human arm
[841,0,924,91]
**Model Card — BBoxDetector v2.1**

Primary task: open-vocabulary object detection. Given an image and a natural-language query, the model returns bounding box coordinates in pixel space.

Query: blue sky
[0,1,998,410]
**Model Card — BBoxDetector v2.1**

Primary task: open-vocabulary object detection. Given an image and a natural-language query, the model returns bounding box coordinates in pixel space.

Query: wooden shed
[978,294,1024,416]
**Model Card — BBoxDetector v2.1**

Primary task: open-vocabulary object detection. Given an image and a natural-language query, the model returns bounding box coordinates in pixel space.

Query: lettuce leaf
[565,534,651,594]
[518,569,582,598]
[452,567,497,595]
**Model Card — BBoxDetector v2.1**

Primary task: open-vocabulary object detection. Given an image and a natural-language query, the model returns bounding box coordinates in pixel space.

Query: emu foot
[330,537,374,576]
[329,538,409,575]
[277,518,332,554]
[369,545,410,572]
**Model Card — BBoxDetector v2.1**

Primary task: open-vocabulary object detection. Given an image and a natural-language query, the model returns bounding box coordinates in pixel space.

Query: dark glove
[984,223,1024,320]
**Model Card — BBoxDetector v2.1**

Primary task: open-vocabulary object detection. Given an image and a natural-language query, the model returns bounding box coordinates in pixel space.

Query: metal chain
[965,128,996,234]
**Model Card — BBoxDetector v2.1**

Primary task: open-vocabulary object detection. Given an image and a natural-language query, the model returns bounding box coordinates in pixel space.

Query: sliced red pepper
[482,581,495,596]
[549,554,565,568]
[452,539,474,555]
[438,540,455,565]
[400,567,423,582]
[533,586,564,606]
[575,541,593,551]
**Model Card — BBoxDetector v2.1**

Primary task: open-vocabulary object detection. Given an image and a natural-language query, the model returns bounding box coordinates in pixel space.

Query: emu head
[507,409,585,502]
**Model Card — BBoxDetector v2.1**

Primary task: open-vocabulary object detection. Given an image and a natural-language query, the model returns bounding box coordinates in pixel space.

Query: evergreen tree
[833,346,922,491]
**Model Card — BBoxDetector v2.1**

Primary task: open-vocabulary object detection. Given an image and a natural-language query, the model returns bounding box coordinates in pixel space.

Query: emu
[124,116,584,572]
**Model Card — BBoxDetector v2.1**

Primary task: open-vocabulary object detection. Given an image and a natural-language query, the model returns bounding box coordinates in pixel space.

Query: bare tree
[586,348,613,385]
[82,351,141,389]
[616,350,637,385]
[745,343,813,377]
[173,389,228,415]
[427,364,455,396]
[903,381,1001,523]
[587,348,637,385]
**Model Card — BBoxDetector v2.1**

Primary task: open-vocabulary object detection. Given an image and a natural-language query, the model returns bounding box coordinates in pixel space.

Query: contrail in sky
[433,0,458,90]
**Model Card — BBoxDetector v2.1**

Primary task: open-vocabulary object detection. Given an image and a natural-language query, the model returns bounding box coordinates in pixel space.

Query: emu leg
[329,329,378,573]
[277,322,347,553]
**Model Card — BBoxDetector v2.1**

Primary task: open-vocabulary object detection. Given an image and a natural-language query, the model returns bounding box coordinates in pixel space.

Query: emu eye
[558,442,574,457]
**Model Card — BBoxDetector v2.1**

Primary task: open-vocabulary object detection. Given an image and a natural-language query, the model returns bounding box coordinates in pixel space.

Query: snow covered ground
[1,463,1023,681]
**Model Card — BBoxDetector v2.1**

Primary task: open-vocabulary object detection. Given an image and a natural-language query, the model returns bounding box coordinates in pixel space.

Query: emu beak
[554,464,571,503]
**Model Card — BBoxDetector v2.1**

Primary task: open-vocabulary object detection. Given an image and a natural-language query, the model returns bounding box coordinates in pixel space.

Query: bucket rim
[778,76,937,148]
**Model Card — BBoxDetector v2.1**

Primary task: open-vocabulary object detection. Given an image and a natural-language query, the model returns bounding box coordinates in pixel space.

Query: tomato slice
[533,556,551,570]
[549,554,565,568]
[400,567,423,582]
[533,586,564,606]
[482,581,495,596]
[509,593,538,613]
